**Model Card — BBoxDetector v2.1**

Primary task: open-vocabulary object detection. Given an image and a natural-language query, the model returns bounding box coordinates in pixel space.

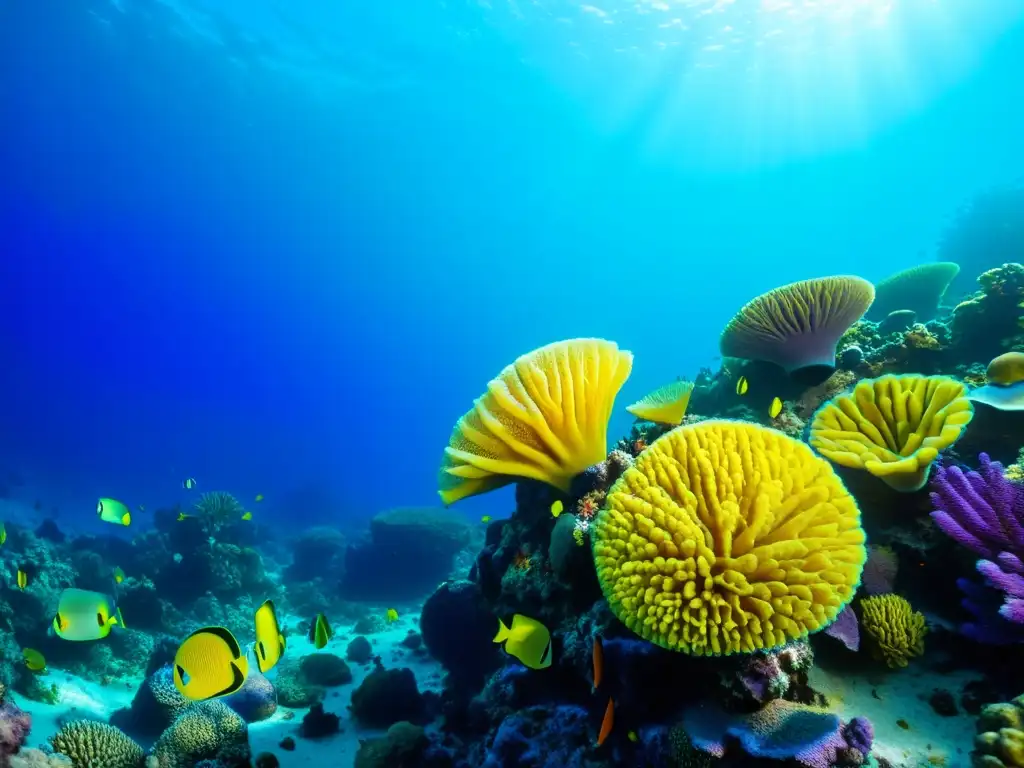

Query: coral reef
[148,700,250,768]
[50,721,145,768]
[0,682,31,762]
[350,667,427,728]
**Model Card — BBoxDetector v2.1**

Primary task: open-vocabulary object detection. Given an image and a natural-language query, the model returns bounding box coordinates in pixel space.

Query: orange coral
[577,492,603,521]
[903,324,942,350]
[512,550,532,572]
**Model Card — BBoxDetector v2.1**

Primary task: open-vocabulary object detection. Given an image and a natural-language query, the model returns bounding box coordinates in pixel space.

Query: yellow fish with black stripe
[173,626,249,701]
[253,599,286,674]
[52,588,120,641]
[16,568,28,590]
[97,498,131,526]
[494,614,552,670]
[309,613,333,650]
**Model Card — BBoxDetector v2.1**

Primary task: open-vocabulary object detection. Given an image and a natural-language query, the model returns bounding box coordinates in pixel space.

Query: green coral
[148,700,250,768]
[49,721,145,768]
[974,694,1024,767]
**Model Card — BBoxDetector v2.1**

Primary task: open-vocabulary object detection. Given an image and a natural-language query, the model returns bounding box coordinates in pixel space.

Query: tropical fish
[592,636,603,691]
[17,569,27,590]
[736,376,749,396]
[253,599,285,674]
[183,478,197,490]
[769,396,783,419]
[113,567,125,585]
[52,588,119,641]
[173,626,249,701]
[481,515,492,524]
[309,613,333,650]
[896,719,910,730]
[97,498,131,526]
[627,730,638,743]
[386,608,399,623]
[241,511,252,521]
[177,512,191,522]
[597,698,615,746]
[551,500,563,518]
[0,522,6,546]
[254,494,264,502]
[22,648,46,672]
[493,614,552,670]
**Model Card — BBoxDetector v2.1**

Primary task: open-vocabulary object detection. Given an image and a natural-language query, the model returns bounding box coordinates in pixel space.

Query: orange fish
[592,637,603,691]
[597,698,614,746]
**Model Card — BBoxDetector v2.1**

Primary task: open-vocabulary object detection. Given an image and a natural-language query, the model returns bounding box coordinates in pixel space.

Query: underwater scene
[3,0,1024,767]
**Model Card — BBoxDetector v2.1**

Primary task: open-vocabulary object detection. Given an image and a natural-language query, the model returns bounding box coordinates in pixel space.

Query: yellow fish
[0,522,6,546]
[386,608,399,623]
[177,512,191,522]
[97,498,131,526]
[550,500,563,519]
[253,600,285,674]
[309,613,333,650]
[113,567,125,584]
[52,588,118,641]
[494,614,552,670]
[769,397,783,419]
[241,511,252,521]
[183,478,197,490]
[736,376,749,396]
[17,569,27,590]
[173,626,249,701]
[254,494,264,503]
[628,730,639,743]
[481,515,492,524]
[22,648,46,672]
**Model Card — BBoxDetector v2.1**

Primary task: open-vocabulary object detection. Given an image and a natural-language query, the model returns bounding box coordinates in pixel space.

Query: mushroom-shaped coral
[591,420,866,656]
[719,276,875,383]
[438,338,633,504]
[625,380,694,426]
[858,594,926,668]
[49,721,145,768]
[969,352,1024,412]
[868,262,960,321]
[808,374,974,492]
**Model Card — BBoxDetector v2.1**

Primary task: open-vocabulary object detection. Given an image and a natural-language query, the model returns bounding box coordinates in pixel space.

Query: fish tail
[493,617,510,644]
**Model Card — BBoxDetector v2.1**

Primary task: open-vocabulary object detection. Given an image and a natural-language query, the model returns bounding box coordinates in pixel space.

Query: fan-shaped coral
[868,262,960,321]
[859,594,927,668]
[591,420,866,657]
[626,380,694,426]
[438,338,633,505]
[49,721,145,768]
[719,276,875,383]
[808,374,974,492]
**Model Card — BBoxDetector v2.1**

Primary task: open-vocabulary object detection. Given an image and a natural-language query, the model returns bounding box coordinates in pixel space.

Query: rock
[347,636,373,664]
[420,580,500,690]
[254,752,280,768]
[300,703,340,739]
[350,668,426,728]
[354,722,428,768]
[400,632,422,651]
[279,736,296,751]
[224,668,278,722]
[928,688,958,717]
[298,654,352,687]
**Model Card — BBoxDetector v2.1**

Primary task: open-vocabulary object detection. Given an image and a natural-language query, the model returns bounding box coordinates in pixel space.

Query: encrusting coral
[858,593,927,668]
[437,338,633,504]
[591,420,866,656]
[808,374,974,491]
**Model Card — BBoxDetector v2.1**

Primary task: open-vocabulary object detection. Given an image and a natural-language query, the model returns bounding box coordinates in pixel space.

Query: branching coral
[809,374,974,492]
[438,338,633,504]
[859,594,927,668]
[592,420,866,656]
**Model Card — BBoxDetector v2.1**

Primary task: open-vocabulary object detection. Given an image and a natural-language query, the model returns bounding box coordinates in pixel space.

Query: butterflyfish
[177,512,191,522]
[481,515,492,524]
[309,613,333,650]
[254,494,264,502]
[592,636,603,691]
[52,588,118,641]
[493,614,552,670]
[386,608,399,623]
[183,478,197,490]
[113,566,125,584]
[241,511,252,521]
[253,599,285,674]
[769,396,783,419]
[97,498,131,526]
[173,626,249,701]
[22,648,46,672]
[17,569,27,590]
[627,730,638,743]
[0,522,6,546]
[550,500,563,518]
[736,376,749,396]
[597,698,615,746]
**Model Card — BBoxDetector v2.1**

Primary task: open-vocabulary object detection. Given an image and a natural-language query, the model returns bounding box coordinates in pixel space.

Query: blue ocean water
[1,0,1023,530]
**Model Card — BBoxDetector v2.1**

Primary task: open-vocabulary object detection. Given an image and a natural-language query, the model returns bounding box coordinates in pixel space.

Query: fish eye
[96,612,106,627]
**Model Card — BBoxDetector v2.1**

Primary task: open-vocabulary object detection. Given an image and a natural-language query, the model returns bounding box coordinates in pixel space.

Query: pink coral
[0,683,32,761]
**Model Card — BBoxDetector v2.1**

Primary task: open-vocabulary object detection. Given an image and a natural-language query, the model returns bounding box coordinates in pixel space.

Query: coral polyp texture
[974,693,1024,768]
[858,594,927,668]
[625,379,694,426]
[438,338,633,505]
[49,720,145,768]
[719,275,875,378]
[867,262,961,321]
[591,420,866,657]
[808,374,974,492]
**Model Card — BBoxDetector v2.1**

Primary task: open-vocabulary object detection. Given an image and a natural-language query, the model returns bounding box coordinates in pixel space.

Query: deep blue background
[1,0,1022,530]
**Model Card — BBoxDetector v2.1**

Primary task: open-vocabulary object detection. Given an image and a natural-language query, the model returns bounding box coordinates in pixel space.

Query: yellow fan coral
[591,420,866,656]
[808,374,974,492]
[626,380,694,425]
[719,276,875,382]
[438,339,633,505]
[859,594,927,668]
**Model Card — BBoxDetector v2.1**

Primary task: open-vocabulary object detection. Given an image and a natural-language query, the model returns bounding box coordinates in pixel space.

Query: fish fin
[539,638,553,669]
[493,617,510,644]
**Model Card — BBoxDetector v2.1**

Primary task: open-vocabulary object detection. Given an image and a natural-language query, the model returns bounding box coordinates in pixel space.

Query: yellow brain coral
[438,338,633,505]
[591,420,866,656]
[988,352,1024,386]
[808,374,974,492]
[975,695,1024,768]
[859,594,927,668]
[49,721,145,768]
[626,380,695,426]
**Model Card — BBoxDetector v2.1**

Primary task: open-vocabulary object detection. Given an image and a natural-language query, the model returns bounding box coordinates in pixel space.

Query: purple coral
[0,684,32,760]
[930,454,1024,638]
[824,605,860,652]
